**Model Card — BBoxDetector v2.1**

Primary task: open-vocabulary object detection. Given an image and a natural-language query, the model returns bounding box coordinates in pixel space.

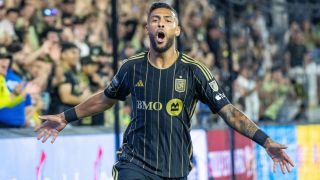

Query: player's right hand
[35,114,67,144]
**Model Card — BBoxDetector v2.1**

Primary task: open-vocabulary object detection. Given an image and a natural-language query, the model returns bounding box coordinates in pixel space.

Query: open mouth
[156,31,166,43]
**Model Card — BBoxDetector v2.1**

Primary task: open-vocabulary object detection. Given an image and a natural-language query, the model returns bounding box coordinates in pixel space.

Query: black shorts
[112,161,187,180]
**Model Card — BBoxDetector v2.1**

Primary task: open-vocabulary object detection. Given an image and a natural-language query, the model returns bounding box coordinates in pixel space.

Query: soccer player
[35,2,294,179]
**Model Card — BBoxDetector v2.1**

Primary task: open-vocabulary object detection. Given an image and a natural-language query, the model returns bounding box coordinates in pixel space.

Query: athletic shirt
[0,75,25,109]
[49,70,82,114]
[104,51,230,178]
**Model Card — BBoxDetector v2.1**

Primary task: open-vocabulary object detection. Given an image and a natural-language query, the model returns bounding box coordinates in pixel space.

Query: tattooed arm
[218,104,260,141]
[218,104,295,174]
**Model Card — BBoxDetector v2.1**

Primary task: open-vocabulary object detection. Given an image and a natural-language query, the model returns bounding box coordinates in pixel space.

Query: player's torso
[128,53,197,129]
[119,52,207,177]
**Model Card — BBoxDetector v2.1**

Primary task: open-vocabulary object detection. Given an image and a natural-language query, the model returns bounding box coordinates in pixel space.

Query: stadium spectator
[0,43,33,128]
[0,53,32,128]
[0,5,14,46]
[234,64,260,122]
[78,56,105,125]
[48,42,90,116]
[259,67,292,121]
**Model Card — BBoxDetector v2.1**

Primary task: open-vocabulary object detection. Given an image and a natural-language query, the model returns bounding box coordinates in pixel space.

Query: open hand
[264,139,295,174]
[34,114,67,144]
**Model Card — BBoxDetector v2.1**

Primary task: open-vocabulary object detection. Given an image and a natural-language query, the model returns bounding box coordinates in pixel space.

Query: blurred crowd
[0,0,319,129]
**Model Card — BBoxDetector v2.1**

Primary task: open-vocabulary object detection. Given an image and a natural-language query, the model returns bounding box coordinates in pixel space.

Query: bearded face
[146,8,180,53]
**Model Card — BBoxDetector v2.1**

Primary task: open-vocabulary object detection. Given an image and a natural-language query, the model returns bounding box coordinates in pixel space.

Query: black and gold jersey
[104,51,230,178]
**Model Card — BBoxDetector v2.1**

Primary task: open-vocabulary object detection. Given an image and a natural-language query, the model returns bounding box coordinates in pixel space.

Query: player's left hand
[264,138,295,174]
[34,114,67,144]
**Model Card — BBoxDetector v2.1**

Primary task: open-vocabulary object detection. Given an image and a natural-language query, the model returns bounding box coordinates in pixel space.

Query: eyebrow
[151,15,175,19]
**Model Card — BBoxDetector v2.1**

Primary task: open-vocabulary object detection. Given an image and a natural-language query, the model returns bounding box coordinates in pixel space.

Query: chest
[129,63,195,102]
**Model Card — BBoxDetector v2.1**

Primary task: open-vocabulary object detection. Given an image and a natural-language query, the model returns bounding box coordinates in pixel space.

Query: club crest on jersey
[175,78,186,93]
[209,80,219,92]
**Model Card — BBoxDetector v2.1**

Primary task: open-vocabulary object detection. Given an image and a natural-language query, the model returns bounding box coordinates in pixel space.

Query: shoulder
[116,52,147,74]
[121,52,147,66]
[180,53,205,68]
[180,53,213,81]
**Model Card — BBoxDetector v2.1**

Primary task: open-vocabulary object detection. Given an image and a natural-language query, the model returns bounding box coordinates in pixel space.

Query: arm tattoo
[218,104,258,139]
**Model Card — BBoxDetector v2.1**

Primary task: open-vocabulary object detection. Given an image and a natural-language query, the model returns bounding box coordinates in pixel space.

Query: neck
[148,46,178,69]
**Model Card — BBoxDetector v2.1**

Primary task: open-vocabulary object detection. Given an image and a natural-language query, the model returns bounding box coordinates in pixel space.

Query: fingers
[37,129,56,143]
[279,161,286,174]
[270,143,287,149]
[284,161,291,173]
[271,151,295,174]
[273,161,277,173]
[39,115,61,123]
[278,144,288,149]
[283,153,295,167]
[37,128,47,140]
[42,130,51,143]
[39,115,53,121]
[51,131,58,144]
[34,123,45,132]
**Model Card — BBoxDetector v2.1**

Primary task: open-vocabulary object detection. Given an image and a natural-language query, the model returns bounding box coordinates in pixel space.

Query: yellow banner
[297,125,320,180]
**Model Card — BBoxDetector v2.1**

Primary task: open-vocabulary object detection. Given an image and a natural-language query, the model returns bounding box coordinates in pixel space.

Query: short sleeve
[104,61,131,101]
[194,65,230,113]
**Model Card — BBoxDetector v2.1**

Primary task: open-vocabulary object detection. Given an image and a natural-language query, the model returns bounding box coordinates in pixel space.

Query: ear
[175,25,181,37]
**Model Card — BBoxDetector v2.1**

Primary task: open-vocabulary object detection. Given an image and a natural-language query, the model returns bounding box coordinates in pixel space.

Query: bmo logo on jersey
[166,99,183,116]
[136,99,183,116]
[137,100,163,111]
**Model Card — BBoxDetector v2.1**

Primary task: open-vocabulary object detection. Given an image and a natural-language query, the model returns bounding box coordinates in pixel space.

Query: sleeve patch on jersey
[209,80,219,92]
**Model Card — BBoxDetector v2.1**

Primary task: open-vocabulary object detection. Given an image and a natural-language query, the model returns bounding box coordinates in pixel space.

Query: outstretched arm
[36,56,131,143]
[218,104,259,140]
[73,90,117,119]
[35,91,117,143]
[218,104,295,174]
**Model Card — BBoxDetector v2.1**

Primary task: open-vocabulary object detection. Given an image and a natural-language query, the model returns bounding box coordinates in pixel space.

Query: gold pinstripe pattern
[168,62,177,177]
[188,144,193,168]
[114,72,127,93]
[143,58,149,169]
[156,69,162,174]
[188,98,197,131]
[193,75,216,110]
[182,54,213,77]
[181,73,189,176]
[127,52,145,59]
[128,64,137,162]
[122,54,145,64]
[112,166,118,180]
[121,54,145,64]
[112,167,115,179]
[112,54,144,162]
[126,55,145,62]
[130,64,137,162]
[190,101,197,119]
[181,55,213,81]
[182,55,213,79]
[115,54,144,79]
[120,55,144,67]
